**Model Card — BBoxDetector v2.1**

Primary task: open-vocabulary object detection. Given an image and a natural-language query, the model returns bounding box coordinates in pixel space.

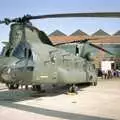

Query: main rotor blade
[0,20,5,24]
[29,12,120,20]
[89,43,113,55]
[2,42,8,45]
[1,12,120,25]
[54,39,88,46]
[55,39,113,55]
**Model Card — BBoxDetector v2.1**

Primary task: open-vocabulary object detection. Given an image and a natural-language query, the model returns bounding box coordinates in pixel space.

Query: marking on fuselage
[40,75,48,78]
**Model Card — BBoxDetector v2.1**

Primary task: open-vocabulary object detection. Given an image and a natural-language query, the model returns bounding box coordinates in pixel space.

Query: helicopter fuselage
[0,23,97,87]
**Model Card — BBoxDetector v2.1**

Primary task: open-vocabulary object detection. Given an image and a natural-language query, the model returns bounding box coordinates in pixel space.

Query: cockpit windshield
[13,41,33,60]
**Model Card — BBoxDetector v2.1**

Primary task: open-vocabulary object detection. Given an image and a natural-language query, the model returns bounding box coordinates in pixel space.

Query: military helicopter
[0,12,118,92]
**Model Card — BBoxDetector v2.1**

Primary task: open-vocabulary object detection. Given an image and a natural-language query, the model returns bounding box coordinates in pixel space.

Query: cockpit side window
[24,48,33,60]
[13,42,25,59]
[4,47,13,57]
[13,42,33,60]
[5,49,11,57]
[28,49,32,59]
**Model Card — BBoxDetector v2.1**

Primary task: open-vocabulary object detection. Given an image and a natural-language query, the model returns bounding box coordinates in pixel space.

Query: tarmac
[0,78,120,120]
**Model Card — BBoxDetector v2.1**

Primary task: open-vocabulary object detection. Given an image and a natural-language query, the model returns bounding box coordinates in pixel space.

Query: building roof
[70,29,89,36]
[48,29,120,45]
[49,30,67,36]
[113,30,120,36]
[49,36,120,45]
[92,29,110,36]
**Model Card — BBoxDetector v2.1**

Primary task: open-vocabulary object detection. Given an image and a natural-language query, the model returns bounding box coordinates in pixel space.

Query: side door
[86,62,97,82]
[15,58,34,84]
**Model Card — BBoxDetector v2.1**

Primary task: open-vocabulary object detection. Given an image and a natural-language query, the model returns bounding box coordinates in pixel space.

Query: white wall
[101,61,114,72]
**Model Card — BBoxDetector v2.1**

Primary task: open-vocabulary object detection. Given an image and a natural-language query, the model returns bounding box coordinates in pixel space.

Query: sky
[0,0,120,50]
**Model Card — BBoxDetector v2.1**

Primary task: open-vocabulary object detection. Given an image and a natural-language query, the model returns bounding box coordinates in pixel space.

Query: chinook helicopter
[0,12,118,92]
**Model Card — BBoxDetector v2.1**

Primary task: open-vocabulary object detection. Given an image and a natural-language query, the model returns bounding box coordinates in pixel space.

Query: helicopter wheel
[32,85,46,92]
[92,81,97,86]
[6,83,19,89]
[68,84,77,94]
[32,85,41,91]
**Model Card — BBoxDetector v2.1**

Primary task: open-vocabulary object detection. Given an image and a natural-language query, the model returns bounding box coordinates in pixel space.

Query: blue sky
[0,0,120,45]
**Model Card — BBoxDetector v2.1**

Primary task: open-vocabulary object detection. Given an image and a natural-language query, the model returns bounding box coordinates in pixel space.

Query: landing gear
[6,83,19,89]
[92,81,97,86]
[68,84,77,94]
[32,85,45,92]
[25,85,28,90]
[32,85,41,91]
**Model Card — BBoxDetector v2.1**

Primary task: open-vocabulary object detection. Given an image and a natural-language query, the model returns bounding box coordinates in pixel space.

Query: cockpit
[12,41,33,60]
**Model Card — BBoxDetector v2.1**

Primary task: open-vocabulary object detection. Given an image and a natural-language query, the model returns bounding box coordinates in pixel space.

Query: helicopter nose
[0,56,19,83]
[1,67,14,82]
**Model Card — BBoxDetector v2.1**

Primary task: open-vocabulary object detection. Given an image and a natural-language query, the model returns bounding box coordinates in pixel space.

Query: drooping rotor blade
[1,41,9,45]
[0,18,12,25]
[29,12,120,20]
[89,43,113,55]
[54,39,88,46]
[0,20,5,24]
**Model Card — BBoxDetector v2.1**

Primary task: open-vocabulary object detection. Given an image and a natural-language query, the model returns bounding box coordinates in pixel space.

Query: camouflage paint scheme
[0,23,97,87]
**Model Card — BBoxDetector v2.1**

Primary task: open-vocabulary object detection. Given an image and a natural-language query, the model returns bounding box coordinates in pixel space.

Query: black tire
[32,85,41,91]
[68,85,77,93]
[6,83,19,89]
[92,81,97,86]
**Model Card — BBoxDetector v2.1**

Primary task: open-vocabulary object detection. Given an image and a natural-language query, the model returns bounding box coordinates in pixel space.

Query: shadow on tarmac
[0,84,113,120]
[0,101,113,120]
[0,83,91,101]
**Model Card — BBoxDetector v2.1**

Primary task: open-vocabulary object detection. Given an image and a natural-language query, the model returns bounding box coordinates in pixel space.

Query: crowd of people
[97,68,120,79]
